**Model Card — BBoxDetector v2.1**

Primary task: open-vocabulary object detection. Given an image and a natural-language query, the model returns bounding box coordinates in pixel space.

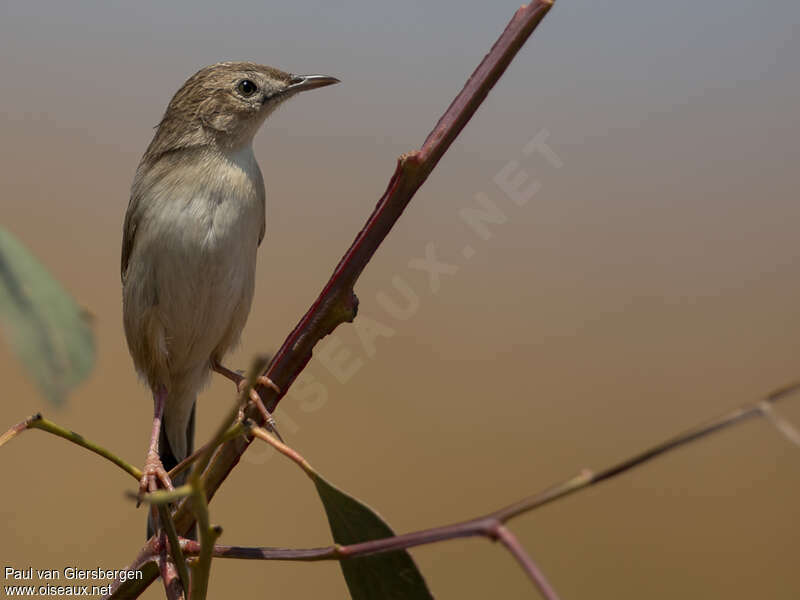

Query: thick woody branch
[259,0,554,413]
[178,0,554,537]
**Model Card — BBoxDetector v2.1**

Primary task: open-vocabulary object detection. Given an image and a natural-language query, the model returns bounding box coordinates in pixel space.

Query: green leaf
[312,471,434,600]
[0,227,95,405]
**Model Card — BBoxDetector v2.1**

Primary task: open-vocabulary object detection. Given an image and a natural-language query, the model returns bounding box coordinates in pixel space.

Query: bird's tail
[160,400,195,481]
[146,400,196,539]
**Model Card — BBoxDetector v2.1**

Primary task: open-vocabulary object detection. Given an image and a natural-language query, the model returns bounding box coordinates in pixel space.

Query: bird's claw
[237,375,280,396]
[138,451,174,507]
[236,376,283,441]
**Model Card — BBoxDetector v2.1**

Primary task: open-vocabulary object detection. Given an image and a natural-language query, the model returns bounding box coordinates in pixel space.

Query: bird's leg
[139,385,174,506]
[211,360,283,440]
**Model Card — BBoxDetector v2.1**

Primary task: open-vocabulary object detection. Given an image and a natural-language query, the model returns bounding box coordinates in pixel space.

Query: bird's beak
[285,74,340,94]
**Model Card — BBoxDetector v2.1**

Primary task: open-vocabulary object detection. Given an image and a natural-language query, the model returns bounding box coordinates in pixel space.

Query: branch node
[758,401,800,447]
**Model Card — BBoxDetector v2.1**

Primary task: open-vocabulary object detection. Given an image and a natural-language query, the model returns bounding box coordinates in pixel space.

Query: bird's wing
[121,191,141,284]
[257,170,266,247]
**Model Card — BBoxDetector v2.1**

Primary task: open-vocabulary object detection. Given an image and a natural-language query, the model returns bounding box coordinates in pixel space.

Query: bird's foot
[213,361,279,394]
[212,361,282,439]
[138,450,174,505]
[236,374,280,397]
[237,376,284,441]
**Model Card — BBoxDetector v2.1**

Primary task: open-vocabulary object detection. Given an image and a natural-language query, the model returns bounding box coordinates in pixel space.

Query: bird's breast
[123,143,266,379]
[133,145,266,315]
[151,145,264,256]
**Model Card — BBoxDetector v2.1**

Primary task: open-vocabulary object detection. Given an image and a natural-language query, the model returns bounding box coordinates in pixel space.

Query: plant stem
[0,413,141,480]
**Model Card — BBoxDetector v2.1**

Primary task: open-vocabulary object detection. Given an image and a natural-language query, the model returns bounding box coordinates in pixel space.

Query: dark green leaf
[0,227,95,404]
[312,471,434,600]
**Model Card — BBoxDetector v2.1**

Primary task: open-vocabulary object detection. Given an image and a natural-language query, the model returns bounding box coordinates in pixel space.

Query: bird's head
[147,62,339,157]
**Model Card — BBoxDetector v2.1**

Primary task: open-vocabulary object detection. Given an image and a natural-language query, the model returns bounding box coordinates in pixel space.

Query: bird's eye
[237,79,258,97]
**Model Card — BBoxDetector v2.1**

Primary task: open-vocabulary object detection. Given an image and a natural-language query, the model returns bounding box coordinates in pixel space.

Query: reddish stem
[494,525,560,600]
[259,0,554,413]
[179,517,561,600]
[179,0,554,537]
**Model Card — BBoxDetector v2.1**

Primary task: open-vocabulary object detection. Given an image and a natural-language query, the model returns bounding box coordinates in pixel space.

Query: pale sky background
[1,1,799,598]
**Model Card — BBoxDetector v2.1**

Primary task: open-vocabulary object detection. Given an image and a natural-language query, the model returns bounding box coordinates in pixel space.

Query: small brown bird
[121,62,338,535]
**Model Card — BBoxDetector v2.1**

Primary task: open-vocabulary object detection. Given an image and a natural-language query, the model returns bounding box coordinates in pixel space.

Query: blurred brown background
[1,1,799,598]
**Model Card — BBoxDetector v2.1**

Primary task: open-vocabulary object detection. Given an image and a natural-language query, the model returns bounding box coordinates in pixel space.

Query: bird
[121,62,338,536]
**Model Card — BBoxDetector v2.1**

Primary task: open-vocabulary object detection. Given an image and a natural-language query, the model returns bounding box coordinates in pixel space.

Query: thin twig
[494,525,559,600]
[159,537,184,600]
[158,506,190,595]
[189,485,220,600]
[167,421,250,480]
[249,426,312,474]
[180,521,563,599]
[491,381,800,521]
[0,413,39,447]
[0,413,141,480]
[134,485,194,506]
[758,401,800,447]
